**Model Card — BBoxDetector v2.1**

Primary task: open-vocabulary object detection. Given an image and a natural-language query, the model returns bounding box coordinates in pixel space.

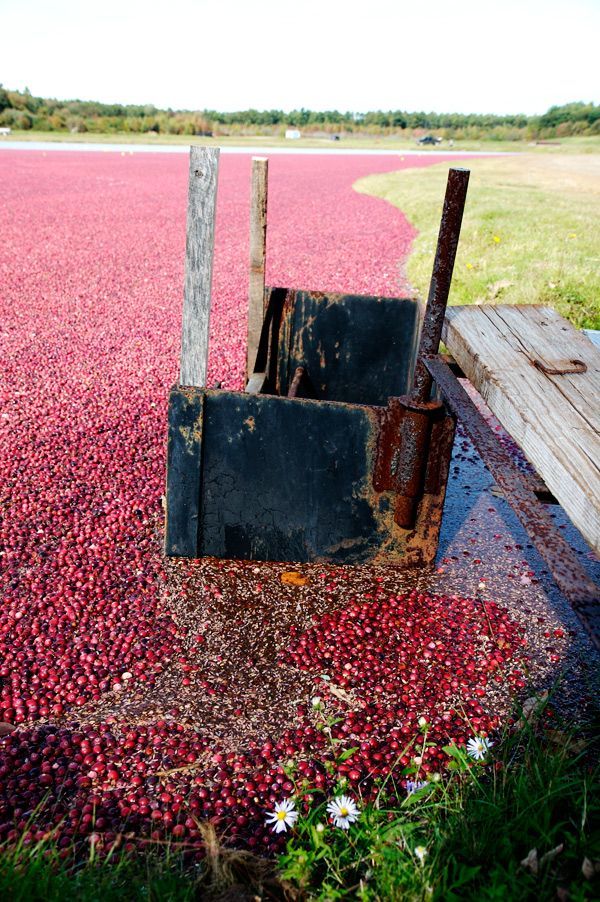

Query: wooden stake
[180,146,220,387]
[247,156,268,380]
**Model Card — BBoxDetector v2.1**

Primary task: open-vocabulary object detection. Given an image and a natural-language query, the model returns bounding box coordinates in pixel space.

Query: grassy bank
[2,720,598,900]
[2,131,600,155]
[355,154,600,329]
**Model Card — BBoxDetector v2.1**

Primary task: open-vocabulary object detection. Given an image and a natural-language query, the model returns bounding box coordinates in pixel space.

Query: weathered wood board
[180,146,219,387]
[247,157,268,380]
[443,304,600,554]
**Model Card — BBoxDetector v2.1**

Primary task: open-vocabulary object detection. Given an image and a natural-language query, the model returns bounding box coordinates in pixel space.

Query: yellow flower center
[340,807,349,817]
[277,810,287,820]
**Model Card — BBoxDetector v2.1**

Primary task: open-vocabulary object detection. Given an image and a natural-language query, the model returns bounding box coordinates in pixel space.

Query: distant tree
[0,87,595,140]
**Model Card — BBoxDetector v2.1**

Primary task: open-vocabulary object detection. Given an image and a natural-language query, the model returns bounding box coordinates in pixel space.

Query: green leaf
[337,747,359,762]
[443,744,469,762]
[402,785,433,806]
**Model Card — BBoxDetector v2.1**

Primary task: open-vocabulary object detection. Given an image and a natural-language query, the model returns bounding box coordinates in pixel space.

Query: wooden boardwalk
[443,305,600,556]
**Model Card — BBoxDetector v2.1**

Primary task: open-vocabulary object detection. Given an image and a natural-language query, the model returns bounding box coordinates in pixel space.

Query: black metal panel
[164,387,204,557]
[276,292,420,406]
[197,390,394,563]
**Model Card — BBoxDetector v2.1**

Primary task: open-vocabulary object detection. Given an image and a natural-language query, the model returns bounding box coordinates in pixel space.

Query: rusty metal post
[412,167,470,403]
[393,398,444,528]
[390,167,469,528]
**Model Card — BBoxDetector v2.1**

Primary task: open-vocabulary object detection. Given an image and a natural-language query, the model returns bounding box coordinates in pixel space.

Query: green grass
[355,154,600,329]
[1,718,598,900]
[3,130,600,154]
[278,720,599,900]
[0,822,283,901]
[1,845,197,902]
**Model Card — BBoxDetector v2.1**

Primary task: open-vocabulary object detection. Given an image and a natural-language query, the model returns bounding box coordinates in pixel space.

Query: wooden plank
[247,157,268,379]
[245,372,267,394]
[443,304,600,554]
[180,146,219,387]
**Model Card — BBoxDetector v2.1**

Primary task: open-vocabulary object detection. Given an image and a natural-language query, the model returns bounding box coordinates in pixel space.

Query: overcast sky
[2,0,599,114]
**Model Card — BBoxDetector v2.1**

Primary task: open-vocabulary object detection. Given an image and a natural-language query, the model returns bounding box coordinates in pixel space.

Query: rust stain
[178,418,202,451]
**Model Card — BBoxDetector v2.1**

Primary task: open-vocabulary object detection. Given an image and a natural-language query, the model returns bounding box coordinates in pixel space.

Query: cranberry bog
[0,148,598,870]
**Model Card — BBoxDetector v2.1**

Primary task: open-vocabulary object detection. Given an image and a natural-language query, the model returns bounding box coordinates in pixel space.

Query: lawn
[355,153,600,329]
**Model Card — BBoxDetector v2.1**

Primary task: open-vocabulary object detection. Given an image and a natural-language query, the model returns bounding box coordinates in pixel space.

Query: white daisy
[326,794,360,829]
[414,845,427,862]
[265,799,298,834]
[466,735,494,760]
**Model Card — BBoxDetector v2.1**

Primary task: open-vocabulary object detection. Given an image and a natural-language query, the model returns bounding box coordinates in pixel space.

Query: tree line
[1,87,598,141]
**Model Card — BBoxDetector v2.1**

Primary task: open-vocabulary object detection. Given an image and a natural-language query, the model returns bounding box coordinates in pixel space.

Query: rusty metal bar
[398,177,471,534]
[373,395,447,529]
[394,399,445,527]
[424,354,599,650]
[412,168,470,403]
[287,366,316,399]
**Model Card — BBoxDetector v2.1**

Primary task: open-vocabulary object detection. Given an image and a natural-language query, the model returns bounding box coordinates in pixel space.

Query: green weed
[278,724,598,899]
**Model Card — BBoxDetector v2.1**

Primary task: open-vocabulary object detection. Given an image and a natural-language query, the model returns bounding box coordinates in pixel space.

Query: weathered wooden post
[179,146,220,387]
[246,156,269,380]
[165,147,219,556]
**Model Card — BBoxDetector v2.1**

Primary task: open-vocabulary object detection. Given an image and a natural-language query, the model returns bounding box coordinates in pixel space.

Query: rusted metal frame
[393,398,446,528]
[424,354,599,650]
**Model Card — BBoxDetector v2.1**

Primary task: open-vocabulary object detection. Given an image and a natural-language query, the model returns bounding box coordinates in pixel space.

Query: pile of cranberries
[0,586,525,856]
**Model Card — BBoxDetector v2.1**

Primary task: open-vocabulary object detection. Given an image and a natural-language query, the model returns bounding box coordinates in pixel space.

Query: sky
[2,0,599,115]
